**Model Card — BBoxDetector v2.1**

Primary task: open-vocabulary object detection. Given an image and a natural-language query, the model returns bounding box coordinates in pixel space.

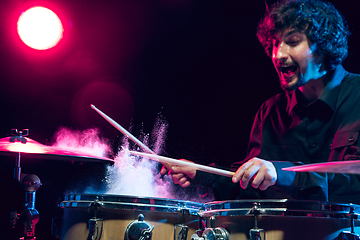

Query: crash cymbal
[282,160,360,174]
[0,136,113,162]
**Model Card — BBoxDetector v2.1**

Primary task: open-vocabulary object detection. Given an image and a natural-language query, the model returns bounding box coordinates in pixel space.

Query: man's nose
[274,43,288,62]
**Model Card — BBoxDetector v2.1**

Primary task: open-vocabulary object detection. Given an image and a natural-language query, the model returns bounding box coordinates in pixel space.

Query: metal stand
[11,174,42,240]
[9,129,42,240]
[20,174,41,240]
[11,129,29,182]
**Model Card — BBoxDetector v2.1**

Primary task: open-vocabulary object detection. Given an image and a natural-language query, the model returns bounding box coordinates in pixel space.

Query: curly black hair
[257,0,350,70]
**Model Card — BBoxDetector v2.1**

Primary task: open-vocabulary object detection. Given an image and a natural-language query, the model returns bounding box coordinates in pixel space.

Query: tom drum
[194,199,360,240]
[57,194,203,240]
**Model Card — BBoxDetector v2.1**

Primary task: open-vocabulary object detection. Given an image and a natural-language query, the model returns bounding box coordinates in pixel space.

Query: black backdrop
[0,0,359,167]
[0,0,359,239]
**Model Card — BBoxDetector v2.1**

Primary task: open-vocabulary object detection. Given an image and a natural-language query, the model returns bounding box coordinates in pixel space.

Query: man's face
[271,28,326,91]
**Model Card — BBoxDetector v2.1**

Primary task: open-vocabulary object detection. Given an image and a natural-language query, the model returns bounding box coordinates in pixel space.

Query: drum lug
[139,226,155,240]
[124,214,154,240]
[191,227,230,240]
[88,217,104,240]
[174,224,189,240]
[248,202,265,240]
[249,228,265,240]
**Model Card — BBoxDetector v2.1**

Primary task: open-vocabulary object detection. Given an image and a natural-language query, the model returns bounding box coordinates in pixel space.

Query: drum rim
[199,199,360,219]
[60,193,204,215]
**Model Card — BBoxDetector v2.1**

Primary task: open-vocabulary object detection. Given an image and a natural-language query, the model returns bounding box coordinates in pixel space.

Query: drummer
[161,0,360,204]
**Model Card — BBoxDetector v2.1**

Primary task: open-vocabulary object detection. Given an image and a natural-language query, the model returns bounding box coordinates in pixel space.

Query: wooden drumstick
[129,151,235,177]
[91,104,155,153]
[90,104,172,169]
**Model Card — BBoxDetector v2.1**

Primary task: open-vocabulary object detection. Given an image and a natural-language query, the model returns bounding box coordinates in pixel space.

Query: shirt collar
[286,65,346,114]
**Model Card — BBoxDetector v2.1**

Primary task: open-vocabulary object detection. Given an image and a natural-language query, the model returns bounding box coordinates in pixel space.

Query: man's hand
[232,157,277,190]
[160,159,196,188]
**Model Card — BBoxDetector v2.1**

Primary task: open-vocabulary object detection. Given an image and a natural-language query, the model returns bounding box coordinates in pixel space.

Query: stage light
[17,7,63,50]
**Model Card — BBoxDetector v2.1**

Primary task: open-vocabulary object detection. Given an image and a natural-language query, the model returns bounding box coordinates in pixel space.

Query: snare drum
[197,199,360,240]
[58,194,203,240]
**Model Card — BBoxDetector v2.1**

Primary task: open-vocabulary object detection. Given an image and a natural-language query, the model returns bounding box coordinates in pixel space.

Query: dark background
[0,0,359,167]
[0,0,359,239]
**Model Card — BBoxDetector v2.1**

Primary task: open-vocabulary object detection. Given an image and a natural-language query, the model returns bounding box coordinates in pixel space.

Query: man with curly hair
[162,0,360,204]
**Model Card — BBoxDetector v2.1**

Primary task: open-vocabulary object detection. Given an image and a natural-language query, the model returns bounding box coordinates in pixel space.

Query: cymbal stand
[11,129,29,181]
[11,174,42,240]
[21,174,42,240]
[9,129,42,240]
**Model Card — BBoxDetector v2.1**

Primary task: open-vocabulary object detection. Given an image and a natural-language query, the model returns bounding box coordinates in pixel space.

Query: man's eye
[287,40,300,45]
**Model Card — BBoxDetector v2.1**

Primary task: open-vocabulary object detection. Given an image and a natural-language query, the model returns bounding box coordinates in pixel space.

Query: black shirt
[226,65,360,204]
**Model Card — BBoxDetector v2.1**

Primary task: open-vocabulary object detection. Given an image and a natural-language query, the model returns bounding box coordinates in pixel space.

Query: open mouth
[278,65,298,78]
[279,65,297,76]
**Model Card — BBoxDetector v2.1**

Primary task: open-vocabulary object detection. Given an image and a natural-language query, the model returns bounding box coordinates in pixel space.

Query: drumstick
[129,151,235,177]
[90,104,172,169]
[91,104,156,154]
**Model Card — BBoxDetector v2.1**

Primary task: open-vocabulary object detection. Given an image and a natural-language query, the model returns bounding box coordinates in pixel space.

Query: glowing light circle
[17,7,63,50]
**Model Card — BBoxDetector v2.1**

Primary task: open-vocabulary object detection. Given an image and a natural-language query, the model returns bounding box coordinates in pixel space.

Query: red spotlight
[17,7,63,50]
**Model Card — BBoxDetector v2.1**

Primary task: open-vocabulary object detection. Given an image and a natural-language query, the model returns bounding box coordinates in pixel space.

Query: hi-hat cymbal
[282,160,360,174]
[0,136,113,162]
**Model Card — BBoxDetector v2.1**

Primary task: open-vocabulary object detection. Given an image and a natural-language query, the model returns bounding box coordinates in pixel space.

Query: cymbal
[0,136,113,162]
[282,160,360,174]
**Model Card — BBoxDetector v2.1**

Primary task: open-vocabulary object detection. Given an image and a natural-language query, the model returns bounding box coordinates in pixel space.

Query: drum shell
[59,194,202,240]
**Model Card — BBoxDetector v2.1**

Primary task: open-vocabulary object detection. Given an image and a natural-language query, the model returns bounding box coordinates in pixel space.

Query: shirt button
[349,137,354,142]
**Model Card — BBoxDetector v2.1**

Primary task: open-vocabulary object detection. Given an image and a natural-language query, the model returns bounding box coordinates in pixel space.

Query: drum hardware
[139,226,154,240]
[350,207,358,235]
[11,129,29,182]
[191,217,230,240]
[191,215,230,240]
[175,207,192,240]
[124,214,154,240]
[11,174,42,240]
[175,224,188,240]
[86,198,104,240]
[88,217,104,240]
[248,202,265,240]
[7,130,41,239]
[192,210,206,240]
[192,227,230,240]
[10,129,29,144]
[340,207,360,240]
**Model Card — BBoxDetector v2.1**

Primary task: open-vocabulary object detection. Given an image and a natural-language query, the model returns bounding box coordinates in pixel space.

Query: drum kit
[3,107,360,240]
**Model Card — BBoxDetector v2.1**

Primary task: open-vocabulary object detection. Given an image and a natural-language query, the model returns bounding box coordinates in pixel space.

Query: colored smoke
[52,127,111,157]
[104,117,176,198]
